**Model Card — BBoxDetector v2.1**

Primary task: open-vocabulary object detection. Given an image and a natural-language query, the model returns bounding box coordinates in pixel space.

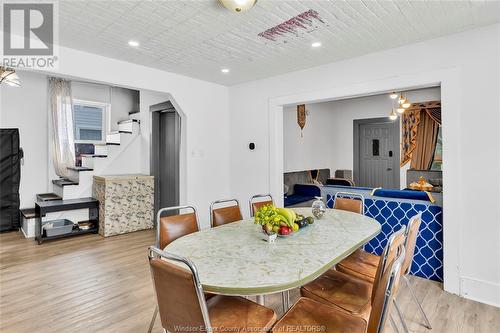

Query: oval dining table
[164,208,381,308]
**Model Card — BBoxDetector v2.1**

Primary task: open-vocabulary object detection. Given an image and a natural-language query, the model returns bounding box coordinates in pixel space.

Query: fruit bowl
[254,205,315,238]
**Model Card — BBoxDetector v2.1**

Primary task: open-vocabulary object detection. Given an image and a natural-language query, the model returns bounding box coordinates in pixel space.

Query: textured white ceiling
[58,0,500,85]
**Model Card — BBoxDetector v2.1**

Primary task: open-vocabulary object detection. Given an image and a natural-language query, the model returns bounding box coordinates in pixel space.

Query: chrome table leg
[256,295,265,305]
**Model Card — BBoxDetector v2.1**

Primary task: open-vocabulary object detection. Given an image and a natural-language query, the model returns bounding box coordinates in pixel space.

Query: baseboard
[460,276,500,307]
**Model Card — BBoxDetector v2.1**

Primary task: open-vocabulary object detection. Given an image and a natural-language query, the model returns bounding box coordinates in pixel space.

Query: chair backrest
[333,192,365,215]
[148,247,211,333]
[326,178,355,186]
[157,205,199,249]
[367,246,405,333]
[249,194,273,217]
[371,226,406,301]
[402,213,422,275]
[210,199,243,227]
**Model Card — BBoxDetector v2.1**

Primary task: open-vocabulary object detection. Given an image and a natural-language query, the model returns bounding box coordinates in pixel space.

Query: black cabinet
[0,129,23,232]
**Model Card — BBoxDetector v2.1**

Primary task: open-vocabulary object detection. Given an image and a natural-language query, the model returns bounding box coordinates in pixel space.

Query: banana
[276,208,295,227]
[286,208,297,221]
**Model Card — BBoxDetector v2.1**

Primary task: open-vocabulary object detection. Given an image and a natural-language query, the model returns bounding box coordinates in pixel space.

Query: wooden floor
[1,230,498,333]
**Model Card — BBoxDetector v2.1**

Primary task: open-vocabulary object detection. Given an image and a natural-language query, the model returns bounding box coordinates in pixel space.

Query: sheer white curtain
[49,78,75,178]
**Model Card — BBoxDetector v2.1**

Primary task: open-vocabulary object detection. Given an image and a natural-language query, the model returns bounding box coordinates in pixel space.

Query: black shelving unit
[35,197,99,244]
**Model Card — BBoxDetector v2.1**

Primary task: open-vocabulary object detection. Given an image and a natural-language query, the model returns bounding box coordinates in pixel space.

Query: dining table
[164,207,381,309]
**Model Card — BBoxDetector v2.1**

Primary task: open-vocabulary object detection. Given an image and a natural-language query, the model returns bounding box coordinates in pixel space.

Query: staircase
[43,113,141,201]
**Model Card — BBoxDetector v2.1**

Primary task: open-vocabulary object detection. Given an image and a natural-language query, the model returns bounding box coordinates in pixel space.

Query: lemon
[292,223,299,232]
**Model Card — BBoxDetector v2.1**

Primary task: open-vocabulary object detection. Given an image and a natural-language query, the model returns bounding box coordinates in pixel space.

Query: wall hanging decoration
[297,104,306,137]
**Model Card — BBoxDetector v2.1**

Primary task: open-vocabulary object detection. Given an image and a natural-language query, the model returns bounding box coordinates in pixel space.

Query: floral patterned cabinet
[93,174,154,237]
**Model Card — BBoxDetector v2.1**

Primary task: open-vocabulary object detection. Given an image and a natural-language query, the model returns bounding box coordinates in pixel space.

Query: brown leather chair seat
[211,204,242,227]
[301,269,372,320]
[334,197,363,214]
[336,249,379,283]
[272,297,367,333]
[208,295,276,332]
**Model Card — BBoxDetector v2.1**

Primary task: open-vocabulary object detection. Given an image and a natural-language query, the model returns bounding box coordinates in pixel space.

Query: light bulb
[397,107,405,114]
[220,0,257,12]
[389,110,398,120]
[398,94,405,104]
[390,92,398,99]
[402,100,411,108]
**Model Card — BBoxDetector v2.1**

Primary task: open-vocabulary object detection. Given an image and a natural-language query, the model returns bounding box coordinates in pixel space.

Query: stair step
[128,110,139,115]
[106,142,120,146]
[80,154,108,158]
[67,166,94,172]
[20,208,36,219]
[36,193,62,202]
[52,179,79,187]
[118,119,140,124]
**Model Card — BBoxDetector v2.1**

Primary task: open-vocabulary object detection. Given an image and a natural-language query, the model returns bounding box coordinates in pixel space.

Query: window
[73,100,109,143]
[431,127,442,170]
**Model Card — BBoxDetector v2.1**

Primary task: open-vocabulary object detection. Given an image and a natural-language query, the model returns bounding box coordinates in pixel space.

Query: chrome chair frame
[333,191,365,215]
[393,212,432,332]
[155,205,200,249]
[148,246,212,333]
[209,198,241,227]
[249,194,273,217]
[377,247,405,333]
[375,225,406,285]
[150,205,200,332]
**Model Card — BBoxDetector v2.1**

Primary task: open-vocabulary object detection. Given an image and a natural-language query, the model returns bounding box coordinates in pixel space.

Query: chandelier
[389,91,410,120]
[0,67,21,87]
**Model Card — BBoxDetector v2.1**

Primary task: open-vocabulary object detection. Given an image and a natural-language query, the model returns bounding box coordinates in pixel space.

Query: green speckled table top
[164,208,381,296]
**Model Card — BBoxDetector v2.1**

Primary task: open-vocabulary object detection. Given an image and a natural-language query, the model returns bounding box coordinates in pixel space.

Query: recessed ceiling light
[128,40,139,47]
[311,41,322,48]
[221,68,230,74]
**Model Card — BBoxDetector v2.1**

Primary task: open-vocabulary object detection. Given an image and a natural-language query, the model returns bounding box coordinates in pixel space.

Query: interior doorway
[151,101,180,215]
[353,117,400,189]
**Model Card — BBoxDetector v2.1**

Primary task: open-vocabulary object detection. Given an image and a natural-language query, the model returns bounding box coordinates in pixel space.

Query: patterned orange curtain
[400,110,420,166]
[410,111,440,170]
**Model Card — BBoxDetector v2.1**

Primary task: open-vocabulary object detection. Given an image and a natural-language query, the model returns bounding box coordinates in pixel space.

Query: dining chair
[148,246,277,333]
[272,242,406,333]
[336,213,421,284]
[300,226,406,321]
[155,205,200,250]
[210,198,243,227]
[149,205,201,333]
[336,213,430,332]
[249,194,274,217]
[333,191,365,215]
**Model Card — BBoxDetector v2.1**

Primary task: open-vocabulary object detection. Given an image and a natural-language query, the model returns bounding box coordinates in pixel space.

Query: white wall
[229,24,500,306]
[0,71,49,208]
[1,45,231,228]
[283,87,441,189]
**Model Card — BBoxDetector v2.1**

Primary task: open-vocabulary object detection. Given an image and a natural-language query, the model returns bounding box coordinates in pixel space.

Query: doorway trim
[147,94,188,209]
[150,101,181,215]
[353,117,400,189]
[268,67,461,296]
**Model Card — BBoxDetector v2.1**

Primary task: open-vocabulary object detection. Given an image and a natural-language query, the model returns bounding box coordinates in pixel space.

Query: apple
[279,226,292,235]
